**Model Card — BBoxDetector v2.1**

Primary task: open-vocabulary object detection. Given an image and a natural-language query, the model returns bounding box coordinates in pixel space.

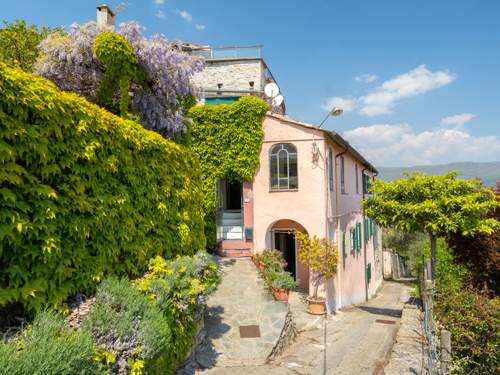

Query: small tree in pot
[296,232,338,314]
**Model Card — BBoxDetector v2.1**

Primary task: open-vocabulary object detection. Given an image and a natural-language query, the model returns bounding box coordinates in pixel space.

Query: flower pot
[306,296,326,315]
[272,288,289,302]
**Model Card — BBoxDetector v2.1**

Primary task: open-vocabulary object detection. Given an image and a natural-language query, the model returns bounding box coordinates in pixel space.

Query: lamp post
[318,107,343,129]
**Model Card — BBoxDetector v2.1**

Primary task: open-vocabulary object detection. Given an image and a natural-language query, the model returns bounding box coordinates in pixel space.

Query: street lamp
[318,107,343,129]
[312,106,344,161]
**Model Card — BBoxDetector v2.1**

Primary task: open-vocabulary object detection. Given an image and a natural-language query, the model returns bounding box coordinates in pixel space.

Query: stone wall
[268,308,297,360]
[192,59,264,92]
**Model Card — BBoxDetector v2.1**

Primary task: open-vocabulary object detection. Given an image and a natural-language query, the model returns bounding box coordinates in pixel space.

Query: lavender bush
[35,21,203,138]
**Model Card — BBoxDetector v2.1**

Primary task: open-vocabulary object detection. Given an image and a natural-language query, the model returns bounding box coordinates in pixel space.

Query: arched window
[270,143,298,190]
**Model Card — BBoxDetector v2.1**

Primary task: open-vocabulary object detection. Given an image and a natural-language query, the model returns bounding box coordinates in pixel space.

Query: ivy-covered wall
[187,97,268,248]
[0,64,206,311]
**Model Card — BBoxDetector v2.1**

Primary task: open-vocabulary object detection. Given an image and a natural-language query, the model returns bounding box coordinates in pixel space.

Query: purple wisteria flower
[35,21,204,138]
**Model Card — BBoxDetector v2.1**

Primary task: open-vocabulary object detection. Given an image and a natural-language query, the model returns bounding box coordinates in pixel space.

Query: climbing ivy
[92,32,144,117]
[187,97,268,248]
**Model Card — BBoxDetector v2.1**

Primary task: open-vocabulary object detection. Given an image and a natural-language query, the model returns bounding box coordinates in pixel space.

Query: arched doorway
[269,219,309,290]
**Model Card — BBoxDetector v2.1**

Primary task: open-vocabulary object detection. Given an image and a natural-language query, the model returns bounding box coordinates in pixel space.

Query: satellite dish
[264,82,280,98]
[272,94,284,107]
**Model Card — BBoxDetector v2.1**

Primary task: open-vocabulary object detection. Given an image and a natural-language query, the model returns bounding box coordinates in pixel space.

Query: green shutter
[342,231,346,257]
[367,263,372,283]
[356,223,362,252]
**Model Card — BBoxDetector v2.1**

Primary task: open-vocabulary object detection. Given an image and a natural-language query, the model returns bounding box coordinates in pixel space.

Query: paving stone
[197,258,289,367]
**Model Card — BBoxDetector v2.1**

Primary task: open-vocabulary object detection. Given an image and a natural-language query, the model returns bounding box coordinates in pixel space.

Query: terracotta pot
[273,288,289,302]
[306,296,326,315]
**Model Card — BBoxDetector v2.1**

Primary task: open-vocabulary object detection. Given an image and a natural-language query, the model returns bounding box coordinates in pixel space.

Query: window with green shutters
[350,228,355,251]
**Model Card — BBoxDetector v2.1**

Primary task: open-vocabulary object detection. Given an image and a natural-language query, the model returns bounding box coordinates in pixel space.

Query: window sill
[269,189,299,193]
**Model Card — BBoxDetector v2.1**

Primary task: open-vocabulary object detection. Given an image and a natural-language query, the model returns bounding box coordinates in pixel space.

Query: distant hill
[377,162,500,187]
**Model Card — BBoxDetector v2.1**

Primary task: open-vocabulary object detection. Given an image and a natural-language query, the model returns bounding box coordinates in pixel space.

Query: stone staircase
[194,258,296,368]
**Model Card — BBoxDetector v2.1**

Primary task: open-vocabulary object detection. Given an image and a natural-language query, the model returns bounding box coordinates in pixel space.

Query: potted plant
[296,231,338,315]
[271,271,298,302]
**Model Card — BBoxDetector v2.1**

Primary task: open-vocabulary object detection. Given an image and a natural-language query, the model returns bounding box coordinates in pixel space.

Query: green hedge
[0,63,206,312]
[187,97,267,248]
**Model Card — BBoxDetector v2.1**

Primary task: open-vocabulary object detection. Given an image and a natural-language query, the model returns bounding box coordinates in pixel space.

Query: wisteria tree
[35,21,203,138]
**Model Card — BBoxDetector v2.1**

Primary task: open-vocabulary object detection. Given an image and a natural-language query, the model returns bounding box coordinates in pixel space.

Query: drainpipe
[362,167,369,302]
[334,145,348,310]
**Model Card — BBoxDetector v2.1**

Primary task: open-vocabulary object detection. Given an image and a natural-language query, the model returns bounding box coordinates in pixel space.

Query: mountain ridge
[377,161,500,187]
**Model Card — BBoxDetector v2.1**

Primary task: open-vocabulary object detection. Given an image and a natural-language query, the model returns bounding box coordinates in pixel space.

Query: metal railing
[190,45,262,60]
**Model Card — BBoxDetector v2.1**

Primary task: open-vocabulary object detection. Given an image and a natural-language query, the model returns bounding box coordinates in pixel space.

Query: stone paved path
[199,281,412,375]
[196,258,289,368]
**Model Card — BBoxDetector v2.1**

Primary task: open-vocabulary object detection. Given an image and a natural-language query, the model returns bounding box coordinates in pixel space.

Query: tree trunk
[430,233,437,280]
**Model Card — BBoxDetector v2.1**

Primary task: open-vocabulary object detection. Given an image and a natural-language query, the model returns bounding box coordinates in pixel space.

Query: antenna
[272,94,284,107]
[264,82,280,98]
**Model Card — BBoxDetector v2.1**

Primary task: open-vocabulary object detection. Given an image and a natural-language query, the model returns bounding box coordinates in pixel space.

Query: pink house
[215,113,383,312]
[188,44,383,311]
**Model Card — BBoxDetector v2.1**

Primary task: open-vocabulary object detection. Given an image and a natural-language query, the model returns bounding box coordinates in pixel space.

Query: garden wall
[0,64,206,311]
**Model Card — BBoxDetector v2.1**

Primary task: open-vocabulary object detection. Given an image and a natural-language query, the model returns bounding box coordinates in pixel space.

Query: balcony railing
[190,45,262,60]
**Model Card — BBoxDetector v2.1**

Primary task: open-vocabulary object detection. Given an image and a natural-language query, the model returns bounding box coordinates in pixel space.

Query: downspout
[334,145,348,310]
[362,167,369,302]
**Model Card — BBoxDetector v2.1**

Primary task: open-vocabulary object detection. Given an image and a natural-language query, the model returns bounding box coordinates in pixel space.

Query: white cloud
[360,65,455,116]
[195,24,206,30]
[321,96,356,113]
[176,9,193,22]
[355,74,378,83]
[154,0,165,5]
[155,10,166,19]
[343,123,500,166]
[441,113,476,126]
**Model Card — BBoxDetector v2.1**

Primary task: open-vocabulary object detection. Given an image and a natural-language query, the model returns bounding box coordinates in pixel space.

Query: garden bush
[0,310,103,375]
[0,64,206,312]
[421,240,500,374]
[83,251,219,375]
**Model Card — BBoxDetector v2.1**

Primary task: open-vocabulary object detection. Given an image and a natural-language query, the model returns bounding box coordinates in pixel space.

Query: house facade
[188,45,383,312]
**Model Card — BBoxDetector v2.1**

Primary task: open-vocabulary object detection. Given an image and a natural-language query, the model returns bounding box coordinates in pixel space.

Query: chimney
[96,4,115,28]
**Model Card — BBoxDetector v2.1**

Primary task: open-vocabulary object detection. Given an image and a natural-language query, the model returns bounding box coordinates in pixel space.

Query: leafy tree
[363,172,499,279]
[0,20,54,71]
[295,232,338,299]
[35,21,203,138]
[448,203,500,294]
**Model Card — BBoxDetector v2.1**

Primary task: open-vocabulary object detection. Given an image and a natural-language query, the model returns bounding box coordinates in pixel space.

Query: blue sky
[3,0,500,166]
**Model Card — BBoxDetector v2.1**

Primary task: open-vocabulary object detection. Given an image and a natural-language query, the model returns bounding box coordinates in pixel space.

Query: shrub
[0,310,103,375]
[81,278,171,374]
[0,64,205,312]
[135,251,220,370]
[425,240,500,374]
[271,271,297,290]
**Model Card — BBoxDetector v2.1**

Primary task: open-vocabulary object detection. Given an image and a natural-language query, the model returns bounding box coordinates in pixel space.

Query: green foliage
[270,271,297,290]
[383,227,427,274]
[448,204,500,294]
[425,242,500,374]
[93,32,144,117]
[82,252,219,374]
[0,310,103,375]
[296,232,338,299]
[0,64,206,312]
[0,20,55,72]
[82,278,171,374]
[363,172,499,237]
[256,249,297,291]
[187,97,268,248]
